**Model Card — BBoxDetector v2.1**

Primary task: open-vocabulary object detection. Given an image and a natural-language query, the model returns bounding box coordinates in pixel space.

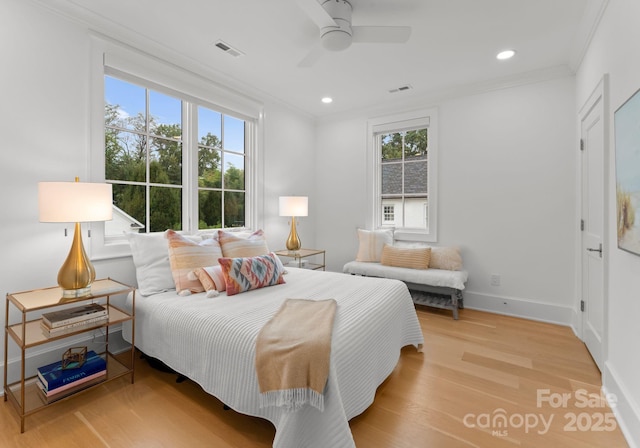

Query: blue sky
[105,76,245,159]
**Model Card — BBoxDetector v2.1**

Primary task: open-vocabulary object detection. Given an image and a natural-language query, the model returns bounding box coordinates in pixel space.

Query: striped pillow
[380,244,431,270]
[192,265,226,293]
[355,229,394,262]
[218,253,286,296]
[165,230,223,295]
[218,229,270,258]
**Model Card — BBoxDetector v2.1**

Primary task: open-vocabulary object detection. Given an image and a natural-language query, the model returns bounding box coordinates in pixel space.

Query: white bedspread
[123,268,423,448]
[343,261,468,290]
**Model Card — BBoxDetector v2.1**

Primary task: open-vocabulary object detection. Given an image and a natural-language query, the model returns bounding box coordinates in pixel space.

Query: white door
[580,78,607,372]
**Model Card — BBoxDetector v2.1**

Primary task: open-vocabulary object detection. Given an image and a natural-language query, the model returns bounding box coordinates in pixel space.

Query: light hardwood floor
[1,307,630,447]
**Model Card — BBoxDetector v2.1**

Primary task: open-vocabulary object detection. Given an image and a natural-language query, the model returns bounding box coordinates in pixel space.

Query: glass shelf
[274,249,326,271]
[4,278,135,433]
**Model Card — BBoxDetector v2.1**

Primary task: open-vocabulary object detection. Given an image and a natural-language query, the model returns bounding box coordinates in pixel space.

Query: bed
[122,267,424,447]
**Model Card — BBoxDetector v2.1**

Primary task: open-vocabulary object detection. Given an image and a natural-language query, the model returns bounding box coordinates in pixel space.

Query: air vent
[388,85,413,94]
[214,40,244,58]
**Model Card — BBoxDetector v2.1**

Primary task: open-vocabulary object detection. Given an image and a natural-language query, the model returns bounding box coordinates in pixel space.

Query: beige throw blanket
[255,298,337,412]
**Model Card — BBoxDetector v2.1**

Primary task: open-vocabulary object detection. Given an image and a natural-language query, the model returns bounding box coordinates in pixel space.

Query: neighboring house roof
[381,154,428,197]
[105,205,145,235]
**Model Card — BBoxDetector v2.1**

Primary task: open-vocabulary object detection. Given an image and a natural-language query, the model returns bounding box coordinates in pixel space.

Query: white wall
[0,0,315,386]
[577,0,640,445]
[262,100,317,251]
[316,76,577,325]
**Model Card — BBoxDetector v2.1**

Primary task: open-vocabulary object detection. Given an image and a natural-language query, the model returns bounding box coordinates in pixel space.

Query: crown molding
[569,0,610,72]
[316,65,575,124]
[29,0,315,122]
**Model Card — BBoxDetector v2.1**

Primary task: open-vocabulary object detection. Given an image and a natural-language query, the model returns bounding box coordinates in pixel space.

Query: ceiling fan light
[322,29,352,51]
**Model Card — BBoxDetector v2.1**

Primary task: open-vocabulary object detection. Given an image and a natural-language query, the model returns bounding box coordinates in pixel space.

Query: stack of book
[35,350,107,404]
[40,303,108,337]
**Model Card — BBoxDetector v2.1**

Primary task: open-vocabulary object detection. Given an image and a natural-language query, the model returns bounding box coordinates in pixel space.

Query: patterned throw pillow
[218,253,286,296]
[218,229,270,258]
[165,230,223,295]
[355,228,394,262]
[380,244,431,270]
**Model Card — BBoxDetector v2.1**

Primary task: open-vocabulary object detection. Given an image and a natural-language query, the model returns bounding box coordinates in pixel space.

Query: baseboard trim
[570,306,582,338]
[462,290,573,326]
[603,362,640,448]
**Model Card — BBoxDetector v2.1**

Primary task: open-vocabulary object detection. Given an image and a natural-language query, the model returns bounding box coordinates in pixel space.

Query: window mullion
[375,134,380,228]
[145,88,151,232]
[182,101,196,233]
[401,133,406,228]
[220,114,225,228]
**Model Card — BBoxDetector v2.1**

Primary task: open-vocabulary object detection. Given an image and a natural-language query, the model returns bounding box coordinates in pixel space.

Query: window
[383,205,395,223]
[367,109,438,242]
[104,75,249,235]
[380,128,429,229]
[197,107,246,229]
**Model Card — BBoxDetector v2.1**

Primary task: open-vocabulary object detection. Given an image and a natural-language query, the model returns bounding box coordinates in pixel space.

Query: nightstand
[274,249,326,271]
[3,278,135,432]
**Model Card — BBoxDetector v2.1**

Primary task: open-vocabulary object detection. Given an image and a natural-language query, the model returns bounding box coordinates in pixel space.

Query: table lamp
[279,196,308,252]
[38,178,113,298]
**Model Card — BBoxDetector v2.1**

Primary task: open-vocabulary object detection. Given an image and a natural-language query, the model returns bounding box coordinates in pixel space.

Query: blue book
[37,350,106,391]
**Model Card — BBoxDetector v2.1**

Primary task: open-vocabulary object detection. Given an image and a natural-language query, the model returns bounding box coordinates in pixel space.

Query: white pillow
[429,246,463,271]
[355,228,394,262]
[126,232,201,296]
[200,229,255,241]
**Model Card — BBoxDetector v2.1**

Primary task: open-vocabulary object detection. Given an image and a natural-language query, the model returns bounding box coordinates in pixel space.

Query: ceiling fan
[296,0,412,67]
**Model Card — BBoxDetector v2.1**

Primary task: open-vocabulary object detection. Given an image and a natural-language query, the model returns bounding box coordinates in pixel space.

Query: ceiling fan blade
[298,44,325,68]
[351,26,412,44]
[294,0,338,30]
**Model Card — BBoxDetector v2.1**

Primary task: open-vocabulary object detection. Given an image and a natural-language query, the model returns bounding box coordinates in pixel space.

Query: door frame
[575,74,609,365]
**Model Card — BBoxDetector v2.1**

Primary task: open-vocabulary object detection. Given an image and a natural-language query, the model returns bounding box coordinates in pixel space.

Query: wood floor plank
[1,308,629,447]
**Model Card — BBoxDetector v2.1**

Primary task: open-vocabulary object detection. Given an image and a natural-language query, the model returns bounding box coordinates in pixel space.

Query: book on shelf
[40,315,109,337]
[37,350,107,392]
[35,372,106,404]
[42,303,107,329]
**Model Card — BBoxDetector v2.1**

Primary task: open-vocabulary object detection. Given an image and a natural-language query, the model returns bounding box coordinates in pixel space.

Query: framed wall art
[614,87,640,256]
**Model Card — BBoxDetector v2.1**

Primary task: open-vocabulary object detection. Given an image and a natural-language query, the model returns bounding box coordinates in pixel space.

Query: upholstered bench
[343,261,468,319]
[343,229,468,319]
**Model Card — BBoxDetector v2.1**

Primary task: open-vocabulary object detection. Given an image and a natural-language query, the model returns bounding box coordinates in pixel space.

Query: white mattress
[123,268,423,448]
[343,261,468,290]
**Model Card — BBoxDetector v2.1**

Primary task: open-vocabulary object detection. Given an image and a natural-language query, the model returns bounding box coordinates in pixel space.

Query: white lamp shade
[279,196,308,217]
[38,181,113,223]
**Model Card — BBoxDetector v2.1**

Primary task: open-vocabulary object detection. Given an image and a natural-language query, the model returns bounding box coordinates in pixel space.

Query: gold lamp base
[285,217,302,252]
[58,222,96,298]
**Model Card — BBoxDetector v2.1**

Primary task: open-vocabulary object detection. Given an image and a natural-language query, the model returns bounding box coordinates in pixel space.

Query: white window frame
[366,108,438,242]
[88,38,264,259]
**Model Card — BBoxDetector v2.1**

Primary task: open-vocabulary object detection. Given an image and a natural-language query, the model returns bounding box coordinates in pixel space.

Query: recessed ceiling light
[321,97,333,104]
[496,50,516,60]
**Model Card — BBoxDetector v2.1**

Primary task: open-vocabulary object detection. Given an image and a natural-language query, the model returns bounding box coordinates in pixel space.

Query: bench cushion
[343,261,468,290]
